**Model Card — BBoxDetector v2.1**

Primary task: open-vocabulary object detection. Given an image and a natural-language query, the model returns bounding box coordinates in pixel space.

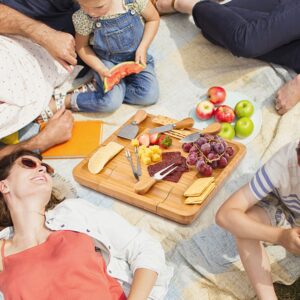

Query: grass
[275,277,300,300]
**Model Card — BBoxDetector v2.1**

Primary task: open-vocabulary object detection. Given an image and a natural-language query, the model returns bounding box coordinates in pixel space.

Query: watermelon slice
[103,61,145,93]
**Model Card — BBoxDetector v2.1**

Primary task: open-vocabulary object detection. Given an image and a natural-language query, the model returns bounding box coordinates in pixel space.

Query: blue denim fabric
[72,0,159,113]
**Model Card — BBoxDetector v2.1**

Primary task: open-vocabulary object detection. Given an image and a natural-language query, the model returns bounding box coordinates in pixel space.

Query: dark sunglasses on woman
[19,157,54,175]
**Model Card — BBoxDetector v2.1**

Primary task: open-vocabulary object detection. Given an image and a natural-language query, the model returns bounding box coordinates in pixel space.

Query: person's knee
[230,42,261,58]
[93,88,124,112]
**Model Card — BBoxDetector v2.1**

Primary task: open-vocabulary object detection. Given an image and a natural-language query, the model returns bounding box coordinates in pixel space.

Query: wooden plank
[73,114,246,224]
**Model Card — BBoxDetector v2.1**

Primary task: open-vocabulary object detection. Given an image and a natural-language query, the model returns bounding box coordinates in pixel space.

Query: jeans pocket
[104,24,136,54]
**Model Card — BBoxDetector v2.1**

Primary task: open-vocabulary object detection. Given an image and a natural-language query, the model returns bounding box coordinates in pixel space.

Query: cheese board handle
[132,109,147,125]
[200,122,222,135]
[173,118,194,130]
[134,177,157,194]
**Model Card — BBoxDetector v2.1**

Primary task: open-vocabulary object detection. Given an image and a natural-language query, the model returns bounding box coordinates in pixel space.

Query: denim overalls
[72,0,159,113]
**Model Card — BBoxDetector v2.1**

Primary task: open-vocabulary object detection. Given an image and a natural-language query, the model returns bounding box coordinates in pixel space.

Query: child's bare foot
[275,74,300,115]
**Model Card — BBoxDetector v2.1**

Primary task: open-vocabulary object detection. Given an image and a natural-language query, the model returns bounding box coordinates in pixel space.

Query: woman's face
[79,0,112,17]
[0,155,53,203]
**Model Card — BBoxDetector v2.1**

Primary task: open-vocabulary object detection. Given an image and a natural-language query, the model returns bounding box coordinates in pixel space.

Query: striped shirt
[249,140,300,218]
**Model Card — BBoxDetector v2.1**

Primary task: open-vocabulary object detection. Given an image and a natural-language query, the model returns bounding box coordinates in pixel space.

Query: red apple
[208,86,226,105]
[214,105,235,123]
[196,100,215,120]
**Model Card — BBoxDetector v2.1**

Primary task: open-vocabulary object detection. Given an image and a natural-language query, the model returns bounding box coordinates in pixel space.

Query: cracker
[185,183,216,205]
[184,177,215,197]
[88,142,124,174]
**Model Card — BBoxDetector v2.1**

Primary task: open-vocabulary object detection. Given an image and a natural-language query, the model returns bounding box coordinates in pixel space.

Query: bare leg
[275,74,300,115]
[236,206,278,300]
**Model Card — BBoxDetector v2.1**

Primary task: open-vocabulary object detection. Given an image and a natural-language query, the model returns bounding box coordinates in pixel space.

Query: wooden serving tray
[73,114,246,224]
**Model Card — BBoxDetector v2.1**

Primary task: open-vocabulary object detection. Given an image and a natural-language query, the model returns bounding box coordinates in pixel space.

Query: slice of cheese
[88,142,124,174]
[185,183,216,205]
[184,177,215,197]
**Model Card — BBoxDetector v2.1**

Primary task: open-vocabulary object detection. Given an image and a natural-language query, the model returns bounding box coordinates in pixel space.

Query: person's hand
[278,228,300,255]
[42,29,77,72]
[97,66,111,81]
[135,46,147,66]
[37,107,74,151]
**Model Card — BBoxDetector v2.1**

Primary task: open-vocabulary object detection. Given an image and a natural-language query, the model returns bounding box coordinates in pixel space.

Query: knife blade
[180,122,222,143]
[134,146,142,176]
[125,149,139,181]
[148,117,194,135]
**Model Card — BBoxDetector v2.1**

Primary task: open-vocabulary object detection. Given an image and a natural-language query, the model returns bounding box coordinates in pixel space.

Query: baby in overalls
[71,0,160,112]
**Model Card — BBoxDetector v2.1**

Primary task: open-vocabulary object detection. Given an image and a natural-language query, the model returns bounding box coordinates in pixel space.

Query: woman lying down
[0,150,173,300]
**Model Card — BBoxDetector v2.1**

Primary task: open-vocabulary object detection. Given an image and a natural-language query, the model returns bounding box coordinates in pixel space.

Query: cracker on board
[88,142,124,174]
[184,177,215,197]
[185,183,216,205]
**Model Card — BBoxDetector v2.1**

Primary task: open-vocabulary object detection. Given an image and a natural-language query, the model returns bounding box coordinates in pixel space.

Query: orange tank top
[0,230,127,300]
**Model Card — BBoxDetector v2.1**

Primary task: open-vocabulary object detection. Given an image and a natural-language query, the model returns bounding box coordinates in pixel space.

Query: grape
[195,159,206,172]
[210,161,218,169]
[224,152,230,160]
[213,142,225,154]
[200,143,211,155]
[203,134,215,141]
[226,146,234,157]
[182,143,193,153]
[218,156,228,168]
[207,152,217,161]
[195,137,207,147]
[186,152,198,165]
[199,163,213,177]
[189,145,199,154]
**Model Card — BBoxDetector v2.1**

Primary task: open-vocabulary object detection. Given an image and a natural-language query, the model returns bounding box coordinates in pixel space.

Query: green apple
[218,122,235,140]
[235,117,254,138]
[234,100,254,118]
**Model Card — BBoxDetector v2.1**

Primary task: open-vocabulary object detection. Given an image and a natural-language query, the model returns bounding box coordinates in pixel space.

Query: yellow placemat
[42,120,103,159]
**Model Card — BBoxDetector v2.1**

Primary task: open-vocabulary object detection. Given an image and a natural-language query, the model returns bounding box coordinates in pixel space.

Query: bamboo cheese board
[73,113,246,224]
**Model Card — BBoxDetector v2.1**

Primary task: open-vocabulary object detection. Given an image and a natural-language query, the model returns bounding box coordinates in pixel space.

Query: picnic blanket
[2,13,299,300]
[46,13,300,300]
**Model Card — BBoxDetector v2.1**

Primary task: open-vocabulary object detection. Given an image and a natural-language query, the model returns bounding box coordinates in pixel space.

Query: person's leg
[192,0,300,59]
[124,62,159,106]
[225,0,281,12]
[236,205,278,300]
[71,60,126,113]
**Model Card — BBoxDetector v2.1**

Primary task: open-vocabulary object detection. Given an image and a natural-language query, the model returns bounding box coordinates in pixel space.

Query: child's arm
[75,33,111,79]
[135,1,160,65]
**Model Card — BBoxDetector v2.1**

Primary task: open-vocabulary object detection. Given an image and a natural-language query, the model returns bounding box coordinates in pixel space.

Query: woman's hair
[0,150,62,228]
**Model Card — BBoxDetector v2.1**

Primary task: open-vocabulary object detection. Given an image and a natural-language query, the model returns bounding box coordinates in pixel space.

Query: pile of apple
[195,87,255,139]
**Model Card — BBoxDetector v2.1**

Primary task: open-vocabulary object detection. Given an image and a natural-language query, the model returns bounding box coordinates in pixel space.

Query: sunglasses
[19,157,54,175]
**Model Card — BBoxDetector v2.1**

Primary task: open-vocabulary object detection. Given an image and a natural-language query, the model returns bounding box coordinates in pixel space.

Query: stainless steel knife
[148,117,194,135]
[125,149,139,181]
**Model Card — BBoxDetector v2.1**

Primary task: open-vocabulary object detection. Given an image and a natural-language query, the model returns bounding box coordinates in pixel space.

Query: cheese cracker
[185,183,216,205]
[184,177,215,197]
[88,142,124,174]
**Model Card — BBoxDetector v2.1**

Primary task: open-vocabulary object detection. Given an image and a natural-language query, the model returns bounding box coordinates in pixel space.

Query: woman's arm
[75,33,111,79]
[0,4,76,71]
[128,268,158,300]
[135,1,160,65]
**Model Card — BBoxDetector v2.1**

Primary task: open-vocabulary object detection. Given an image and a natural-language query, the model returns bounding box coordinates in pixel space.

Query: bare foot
[174,0,199,14]
[275,74,300,115]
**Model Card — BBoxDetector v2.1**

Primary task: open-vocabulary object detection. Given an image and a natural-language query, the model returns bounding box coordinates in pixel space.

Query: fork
[125,149,139,181]
[134,163,178,195]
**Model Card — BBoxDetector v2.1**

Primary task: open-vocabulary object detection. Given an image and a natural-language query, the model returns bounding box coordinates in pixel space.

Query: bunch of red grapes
[182,134,235,177]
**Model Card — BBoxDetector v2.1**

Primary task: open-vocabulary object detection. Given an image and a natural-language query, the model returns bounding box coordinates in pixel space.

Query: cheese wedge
[184,177,215,197]
[88,142,124,174]
[185,183,216,205]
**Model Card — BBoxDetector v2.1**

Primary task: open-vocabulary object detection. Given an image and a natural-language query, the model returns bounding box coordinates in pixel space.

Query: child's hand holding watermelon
[135,45,147,66]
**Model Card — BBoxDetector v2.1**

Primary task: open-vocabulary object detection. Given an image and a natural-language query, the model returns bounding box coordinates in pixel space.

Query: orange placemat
[42,120,103,158]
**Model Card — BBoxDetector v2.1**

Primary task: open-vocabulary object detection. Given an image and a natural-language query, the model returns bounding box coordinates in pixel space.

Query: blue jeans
[71,59,159,112]
[192,0,300,72]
